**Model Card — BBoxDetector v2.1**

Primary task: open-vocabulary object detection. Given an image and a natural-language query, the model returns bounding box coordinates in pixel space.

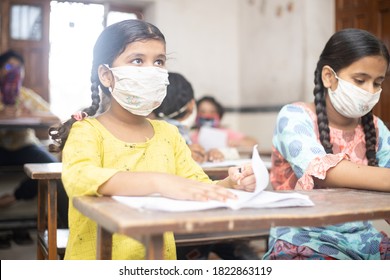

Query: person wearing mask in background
[0,50,63,247]
[191,95,259,158]
[152,72,224,163]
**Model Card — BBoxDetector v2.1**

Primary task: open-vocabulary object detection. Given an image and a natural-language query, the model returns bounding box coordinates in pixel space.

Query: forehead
[340,55,388,77]
[119,39,165,57]
[2,57,23,68]
[199,100,218,112]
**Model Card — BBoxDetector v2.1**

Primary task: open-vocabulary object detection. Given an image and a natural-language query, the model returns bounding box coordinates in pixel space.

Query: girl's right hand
[189,143,207,163]
[155,173,237,202]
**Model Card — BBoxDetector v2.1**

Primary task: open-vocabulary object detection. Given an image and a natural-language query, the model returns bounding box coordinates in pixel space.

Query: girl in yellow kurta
[50,19,256,260]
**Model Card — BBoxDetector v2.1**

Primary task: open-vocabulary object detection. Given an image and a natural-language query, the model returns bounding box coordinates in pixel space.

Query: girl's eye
[354,79,364,85]
[132,58,142,65]
[154,59,165,66]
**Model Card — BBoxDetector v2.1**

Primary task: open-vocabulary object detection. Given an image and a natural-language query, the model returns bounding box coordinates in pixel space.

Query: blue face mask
[0,66,22,105]
[196,114,220,128]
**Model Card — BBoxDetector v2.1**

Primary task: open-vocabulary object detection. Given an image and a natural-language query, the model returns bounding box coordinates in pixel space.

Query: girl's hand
[155,174,237,202]
[189,143,207,163]
[228,164,256,192]
[207,148,224,162]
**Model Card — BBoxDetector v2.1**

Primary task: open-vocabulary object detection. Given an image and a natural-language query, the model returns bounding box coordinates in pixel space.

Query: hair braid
[84,81,101,117]
[361,112,378,166]
[49,79,101,152]
[313,69,333,154]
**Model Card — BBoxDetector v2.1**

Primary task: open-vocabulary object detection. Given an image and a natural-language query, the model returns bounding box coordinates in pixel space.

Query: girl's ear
[321,65,335,89]
[187,99,196,111]
[98,65,113,88]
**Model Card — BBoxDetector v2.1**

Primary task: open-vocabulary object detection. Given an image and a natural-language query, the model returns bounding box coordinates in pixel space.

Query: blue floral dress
[263,102,390,260]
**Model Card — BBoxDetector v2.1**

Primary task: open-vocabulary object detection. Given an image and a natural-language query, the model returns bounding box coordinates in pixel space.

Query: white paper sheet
[197,126,228,151]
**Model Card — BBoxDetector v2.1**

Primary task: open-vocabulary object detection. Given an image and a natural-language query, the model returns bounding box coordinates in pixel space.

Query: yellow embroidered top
[62,118,212,260]
[0,86,50,150]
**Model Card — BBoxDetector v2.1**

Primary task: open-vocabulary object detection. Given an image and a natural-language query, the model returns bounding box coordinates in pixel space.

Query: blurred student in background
[0,50,63,246]
[191,95,258,157]
[152,72,224,163]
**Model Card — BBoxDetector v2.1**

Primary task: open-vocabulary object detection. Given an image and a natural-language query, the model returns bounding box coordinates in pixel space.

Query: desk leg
[37,180,47,260]
[47,180,58,260]
[143,235,164,260]
[96,226,112,260]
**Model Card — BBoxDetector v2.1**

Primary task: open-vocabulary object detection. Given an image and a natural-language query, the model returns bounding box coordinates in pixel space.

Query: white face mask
[107,65,169,116]
[180,106,197,129]
[328,69,381,118]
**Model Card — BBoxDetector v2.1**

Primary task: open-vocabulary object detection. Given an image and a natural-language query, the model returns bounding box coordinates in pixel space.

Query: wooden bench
[23,162,67,260]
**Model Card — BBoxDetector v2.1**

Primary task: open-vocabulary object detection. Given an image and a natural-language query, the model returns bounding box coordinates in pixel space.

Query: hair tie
[72,111,88,121]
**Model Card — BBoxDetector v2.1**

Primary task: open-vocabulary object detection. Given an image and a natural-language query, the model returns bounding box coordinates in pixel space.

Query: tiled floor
[0,229,37,260]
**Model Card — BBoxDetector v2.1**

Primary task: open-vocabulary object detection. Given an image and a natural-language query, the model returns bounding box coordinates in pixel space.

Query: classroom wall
[140,0,335,152]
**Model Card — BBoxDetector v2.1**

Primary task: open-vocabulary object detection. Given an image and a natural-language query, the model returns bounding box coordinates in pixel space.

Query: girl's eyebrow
[125,53,166,60]
[126,53,145,58]
[353,72,385,80]
[156,54,167,61]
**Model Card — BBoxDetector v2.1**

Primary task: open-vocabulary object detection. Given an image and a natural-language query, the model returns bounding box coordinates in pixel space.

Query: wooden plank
[73,188,390,237]
[24,163,62,180]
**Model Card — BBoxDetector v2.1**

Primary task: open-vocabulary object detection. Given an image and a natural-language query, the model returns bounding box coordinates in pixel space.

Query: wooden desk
[73,188,390,260]
[0,117,56,129]
[23,162,62,260]
[22,162,267,259]
[202,157,271,179]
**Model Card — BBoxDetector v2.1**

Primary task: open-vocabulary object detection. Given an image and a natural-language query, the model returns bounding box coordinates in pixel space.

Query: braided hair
[313,28,389,166]
[49,19,166,151]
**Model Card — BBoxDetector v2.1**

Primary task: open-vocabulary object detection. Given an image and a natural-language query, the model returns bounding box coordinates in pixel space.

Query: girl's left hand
[228,164,256,192]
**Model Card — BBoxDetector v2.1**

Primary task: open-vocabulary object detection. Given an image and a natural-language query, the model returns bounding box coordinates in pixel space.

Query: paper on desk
[198,126,228,151]
[113,145,314,211]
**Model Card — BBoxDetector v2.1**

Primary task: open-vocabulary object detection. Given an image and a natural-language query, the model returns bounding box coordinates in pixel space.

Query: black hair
[0,50,24,68]
[313,28,390,166]
[49,19,166,151]
[196,95,225,119]
[153,72,194,120]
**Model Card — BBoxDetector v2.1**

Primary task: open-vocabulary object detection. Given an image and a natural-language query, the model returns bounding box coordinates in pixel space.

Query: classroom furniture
[0,118,59,233]
[0,166,37,232]
[73,188,390,259]
[0,117,56,130]
[23,162,66,260]
[201,156,271,180]
[22,162,269,260]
